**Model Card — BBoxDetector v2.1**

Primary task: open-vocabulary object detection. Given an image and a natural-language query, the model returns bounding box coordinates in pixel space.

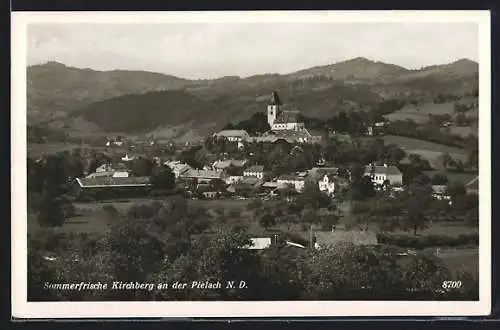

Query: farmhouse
[243,165,265,179]
[213,130,250,142]
[364,164,403,186]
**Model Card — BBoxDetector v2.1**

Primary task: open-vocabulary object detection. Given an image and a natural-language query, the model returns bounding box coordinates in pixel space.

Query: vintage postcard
[11,10,491,318]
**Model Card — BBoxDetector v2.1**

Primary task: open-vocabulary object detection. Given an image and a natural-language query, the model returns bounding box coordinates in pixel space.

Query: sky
[27,23,479,79]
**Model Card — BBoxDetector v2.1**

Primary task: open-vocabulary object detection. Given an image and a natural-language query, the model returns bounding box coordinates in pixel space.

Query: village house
[277,175,306,192]
[318,173,336,197]
[364,164,403,186]
[243,165,265,179]
[213,130,250,142]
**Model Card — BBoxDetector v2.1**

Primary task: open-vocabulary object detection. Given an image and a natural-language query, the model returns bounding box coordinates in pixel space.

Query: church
[267,91,305,131]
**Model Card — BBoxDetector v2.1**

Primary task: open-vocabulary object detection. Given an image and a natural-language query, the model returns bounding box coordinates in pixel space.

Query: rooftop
[274,111,301,124]
[364,165,402,176]
[76,176,151,188]
[214,130,249,138]
[244,165,265,173]
[183,169,224,179]
[278,175,305,181]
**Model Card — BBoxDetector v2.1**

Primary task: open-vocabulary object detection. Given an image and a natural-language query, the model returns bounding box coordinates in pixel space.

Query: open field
[422,170,478,186]
[384,102,455,124]
[382,134,469,168]
[384,101,478,124]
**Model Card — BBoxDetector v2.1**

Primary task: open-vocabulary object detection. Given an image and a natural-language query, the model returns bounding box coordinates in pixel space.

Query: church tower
[267,91,282,127]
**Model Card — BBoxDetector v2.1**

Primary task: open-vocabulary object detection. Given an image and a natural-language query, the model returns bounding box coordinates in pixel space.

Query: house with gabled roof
[364,164,403,186]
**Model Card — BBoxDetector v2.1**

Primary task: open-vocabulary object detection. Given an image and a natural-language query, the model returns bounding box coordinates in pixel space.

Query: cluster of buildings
[76,162,151,189]
[213,91,323,145]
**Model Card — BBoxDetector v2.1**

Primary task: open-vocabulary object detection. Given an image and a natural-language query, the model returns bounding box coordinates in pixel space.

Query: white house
[277,175,306,192]
[213,130,250,142]
[364,164,403,186]
[243,165,265,179]
[318,174,336,197]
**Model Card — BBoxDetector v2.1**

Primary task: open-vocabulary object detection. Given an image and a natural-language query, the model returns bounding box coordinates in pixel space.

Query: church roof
[274,111,301,124]
[270,91,282,106]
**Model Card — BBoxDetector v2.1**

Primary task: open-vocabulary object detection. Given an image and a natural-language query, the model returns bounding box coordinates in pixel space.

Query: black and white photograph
[11,11,491,318]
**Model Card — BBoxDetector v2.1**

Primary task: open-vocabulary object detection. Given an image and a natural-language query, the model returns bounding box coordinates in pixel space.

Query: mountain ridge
[28,57,479,140]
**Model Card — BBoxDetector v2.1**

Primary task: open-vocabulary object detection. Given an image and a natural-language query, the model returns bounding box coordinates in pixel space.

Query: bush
[376,233,479,249]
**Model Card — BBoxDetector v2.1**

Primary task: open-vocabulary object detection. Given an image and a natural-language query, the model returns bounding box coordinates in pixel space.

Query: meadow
[382,134,469,168]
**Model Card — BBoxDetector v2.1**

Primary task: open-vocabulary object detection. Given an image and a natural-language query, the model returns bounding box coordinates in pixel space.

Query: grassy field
[384,101,478,125]
[382,134,469,168]
[384,102,456,124]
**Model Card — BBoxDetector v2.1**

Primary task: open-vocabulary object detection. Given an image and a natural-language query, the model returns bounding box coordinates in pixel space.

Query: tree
[350,176,376,201]
[405,178,432,235]
[36,191,67,227]
[129,157,156,177]
[298,182,330,209]
[447,180,466,206]
[259,213,276,229]
[431,173,449,185]
[150,165,175,190]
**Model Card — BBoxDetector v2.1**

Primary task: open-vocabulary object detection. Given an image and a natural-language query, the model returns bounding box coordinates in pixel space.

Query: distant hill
[27,61,204,123]
[28,58,479,139]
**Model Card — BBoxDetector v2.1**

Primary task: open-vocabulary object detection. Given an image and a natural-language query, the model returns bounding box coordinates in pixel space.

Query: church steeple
[267,91,282,127]
[270,91,282,106]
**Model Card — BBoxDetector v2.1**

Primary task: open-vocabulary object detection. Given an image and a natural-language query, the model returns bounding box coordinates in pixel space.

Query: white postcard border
[11,10,492,318]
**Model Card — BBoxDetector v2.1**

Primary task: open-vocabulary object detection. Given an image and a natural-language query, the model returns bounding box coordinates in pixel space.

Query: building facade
[243,165,265,179]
